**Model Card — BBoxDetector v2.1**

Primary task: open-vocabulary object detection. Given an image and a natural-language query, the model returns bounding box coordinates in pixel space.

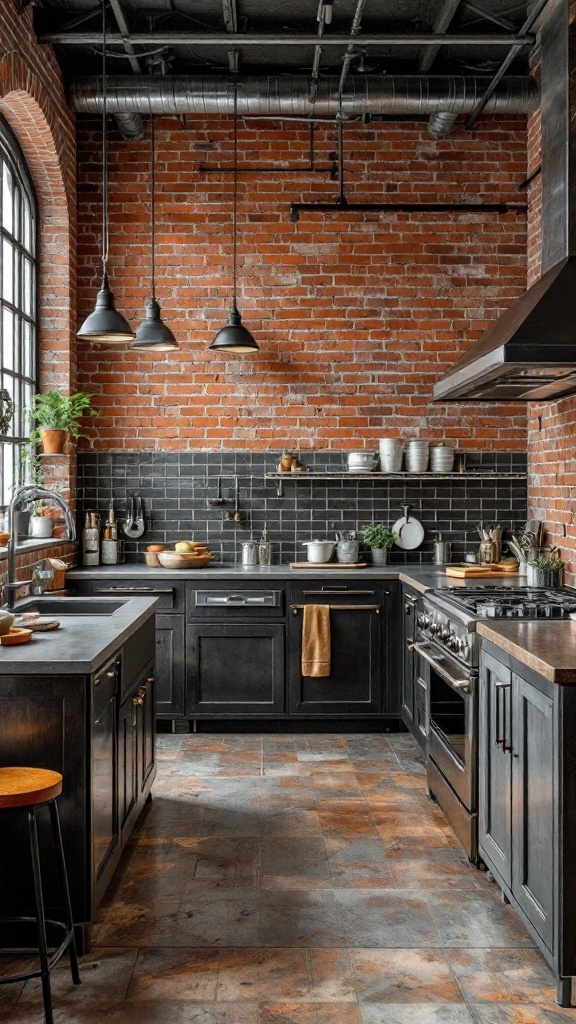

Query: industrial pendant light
[77,1,134,345]
[209,84,259,353]
[132,117,179,351]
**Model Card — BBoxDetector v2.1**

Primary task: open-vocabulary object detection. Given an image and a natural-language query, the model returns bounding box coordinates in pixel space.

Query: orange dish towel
[301,604,331,678]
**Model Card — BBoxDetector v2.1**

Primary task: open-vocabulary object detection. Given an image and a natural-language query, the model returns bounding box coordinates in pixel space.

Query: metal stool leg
[28,808,54,1024]
[48,801,80,986]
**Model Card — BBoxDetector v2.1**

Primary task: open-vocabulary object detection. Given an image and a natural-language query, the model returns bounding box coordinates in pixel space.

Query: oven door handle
[413,641,474,695]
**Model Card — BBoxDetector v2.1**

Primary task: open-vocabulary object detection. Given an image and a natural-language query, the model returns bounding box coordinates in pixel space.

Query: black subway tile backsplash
[76,450,527,566]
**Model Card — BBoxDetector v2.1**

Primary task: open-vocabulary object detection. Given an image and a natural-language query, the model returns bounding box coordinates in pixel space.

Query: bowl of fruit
[157,541,214,569]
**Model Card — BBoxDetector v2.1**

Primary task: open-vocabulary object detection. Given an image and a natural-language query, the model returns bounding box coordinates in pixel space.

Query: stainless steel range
[416,585,576,862]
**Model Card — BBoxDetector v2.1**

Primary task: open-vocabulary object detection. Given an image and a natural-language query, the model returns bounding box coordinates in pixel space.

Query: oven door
[414,638,477,811]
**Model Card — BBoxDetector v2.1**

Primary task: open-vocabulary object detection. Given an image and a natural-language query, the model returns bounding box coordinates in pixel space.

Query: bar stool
[0,767,80,1024]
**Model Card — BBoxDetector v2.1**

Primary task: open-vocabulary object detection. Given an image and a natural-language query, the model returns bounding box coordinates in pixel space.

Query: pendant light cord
[151,114,156,301]
[101,0,109,271]
[232,81,238,310]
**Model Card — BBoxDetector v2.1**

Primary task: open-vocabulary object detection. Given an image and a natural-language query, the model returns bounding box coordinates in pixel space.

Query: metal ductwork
[434,0,576,403]
[70,74,537,122]
[426,111,459,139]
[114,111,145,141]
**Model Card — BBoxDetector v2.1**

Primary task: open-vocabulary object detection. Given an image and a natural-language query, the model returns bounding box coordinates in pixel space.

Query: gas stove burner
[436,586,576,619]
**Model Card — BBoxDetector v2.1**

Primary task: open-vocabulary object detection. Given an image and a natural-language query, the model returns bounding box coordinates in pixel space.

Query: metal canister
[241,540,259,566]
[336,539,360,563]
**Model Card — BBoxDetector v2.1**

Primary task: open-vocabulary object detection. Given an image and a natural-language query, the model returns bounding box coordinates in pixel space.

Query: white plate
[392,513,425,550]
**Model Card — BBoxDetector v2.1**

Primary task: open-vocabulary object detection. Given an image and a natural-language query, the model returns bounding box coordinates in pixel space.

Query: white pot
[30,515,54,538]
[302,540,336,563]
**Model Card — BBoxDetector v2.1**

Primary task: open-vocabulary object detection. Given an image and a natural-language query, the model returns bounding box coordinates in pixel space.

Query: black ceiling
[34,0,535,84]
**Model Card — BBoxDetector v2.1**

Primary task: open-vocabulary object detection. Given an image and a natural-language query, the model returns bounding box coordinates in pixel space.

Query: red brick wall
[76,115,529,451]
[525,99,576,585]
[0,0,77,502]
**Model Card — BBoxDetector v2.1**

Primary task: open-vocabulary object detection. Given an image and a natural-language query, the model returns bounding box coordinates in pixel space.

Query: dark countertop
[477,620,576,684]
[66,563,515,594]
[0,596,159,675]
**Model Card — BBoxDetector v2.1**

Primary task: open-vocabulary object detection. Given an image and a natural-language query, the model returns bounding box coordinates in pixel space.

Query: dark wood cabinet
[478,641,576,1003]
[155,614,185,718]
[0,618,157,953]
[286,583,389,717]
[187,623,285,716]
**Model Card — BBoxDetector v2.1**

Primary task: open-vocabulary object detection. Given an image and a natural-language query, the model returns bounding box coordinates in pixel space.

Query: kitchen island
[0,594,159,953]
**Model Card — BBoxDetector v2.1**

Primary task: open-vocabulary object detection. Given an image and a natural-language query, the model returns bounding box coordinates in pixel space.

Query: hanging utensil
[124,494,146,538]
[208,476,226,507]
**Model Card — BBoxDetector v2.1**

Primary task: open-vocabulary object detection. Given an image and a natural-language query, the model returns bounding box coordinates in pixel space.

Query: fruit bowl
[157,551,214,569]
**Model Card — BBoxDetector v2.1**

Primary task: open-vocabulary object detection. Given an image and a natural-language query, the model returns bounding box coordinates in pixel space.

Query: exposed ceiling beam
[462,1,516,33]
[222,0,239,73]
[465,0,549,128]
[37,30,536,47]
[418,0,462,73]
[109,0,142,76]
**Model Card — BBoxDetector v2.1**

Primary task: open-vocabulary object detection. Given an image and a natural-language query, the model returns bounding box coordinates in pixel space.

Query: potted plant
[29,501,55,539]
[362,523,397,564]
[27,391,97,455]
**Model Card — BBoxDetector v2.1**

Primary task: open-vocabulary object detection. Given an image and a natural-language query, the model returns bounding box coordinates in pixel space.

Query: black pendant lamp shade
[209,85,258,353]
[77,272,135,343]
[77,1,134,346]
[133,117,180,352]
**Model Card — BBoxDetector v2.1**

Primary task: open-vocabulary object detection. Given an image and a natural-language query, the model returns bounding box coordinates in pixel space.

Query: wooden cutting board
[445,564,519,578]
[289,561,367,569]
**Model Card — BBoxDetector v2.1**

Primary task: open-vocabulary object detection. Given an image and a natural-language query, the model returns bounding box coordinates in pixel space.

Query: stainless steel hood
[434,0,576,403]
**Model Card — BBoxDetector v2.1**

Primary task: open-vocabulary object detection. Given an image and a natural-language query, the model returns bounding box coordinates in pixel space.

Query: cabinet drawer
[92,581,185,612]
[188,584,285,619]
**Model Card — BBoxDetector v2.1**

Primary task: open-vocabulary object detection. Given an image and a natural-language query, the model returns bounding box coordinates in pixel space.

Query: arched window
[0,114,36,508]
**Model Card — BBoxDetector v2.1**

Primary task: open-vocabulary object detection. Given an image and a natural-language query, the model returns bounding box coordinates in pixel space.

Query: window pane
[2,239,14,305]
[2,163,13,236]
[2,308,14,371]
[23,320,34,378]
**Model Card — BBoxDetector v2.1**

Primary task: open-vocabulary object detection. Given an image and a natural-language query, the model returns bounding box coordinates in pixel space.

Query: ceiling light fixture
[132,116,180,352]
[77,1,134,345]
[209,83,259,353]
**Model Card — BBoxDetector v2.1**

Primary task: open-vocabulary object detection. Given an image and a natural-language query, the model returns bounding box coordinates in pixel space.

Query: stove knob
[417,615,430,629]
[441,629,451,642]
[451,636,462,652]
[462,643,471,660]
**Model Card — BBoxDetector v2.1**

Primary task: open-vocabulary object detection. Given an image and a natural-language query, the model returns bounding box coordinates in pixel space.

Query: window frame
[0,113,38,509]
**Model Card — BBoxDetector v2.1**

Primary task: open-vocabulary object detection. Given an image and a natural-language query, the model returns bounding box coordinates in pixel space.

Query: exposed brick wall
[0,0,77,502]
[76,115,529,451]
[525,97,576,585]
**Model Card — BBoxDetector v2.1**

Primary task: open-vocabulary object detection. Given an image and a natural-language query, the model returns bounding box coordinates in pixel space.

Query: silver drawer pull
[96,587,175,595]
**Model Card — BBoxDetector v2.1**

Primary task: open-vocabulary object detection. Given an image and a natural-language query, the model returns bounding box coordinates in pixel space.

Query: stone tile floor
[2,732,575,1023]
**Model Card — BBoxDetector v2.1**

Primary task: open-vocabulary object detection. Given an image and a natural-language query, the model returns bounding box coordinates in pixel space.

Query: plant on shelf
[362,523,397,565]
[27,391,98,455]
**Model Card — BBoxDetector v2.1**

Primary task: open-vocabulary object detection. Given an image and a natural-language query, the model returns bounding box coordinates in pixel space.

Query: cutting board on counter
[445,563,519,578]
[289,561,367,570]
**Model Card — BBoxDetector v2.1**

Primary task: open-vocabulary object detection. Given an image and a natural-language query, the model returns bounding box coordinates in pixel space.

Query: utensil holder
[526,565,564,588]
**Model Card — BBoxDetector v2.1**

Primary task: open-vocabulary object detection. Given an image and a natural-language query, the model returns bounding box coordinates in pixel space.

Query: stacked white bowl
[379,438,404,472]
[405,439,429,472]
[430,444,455,472]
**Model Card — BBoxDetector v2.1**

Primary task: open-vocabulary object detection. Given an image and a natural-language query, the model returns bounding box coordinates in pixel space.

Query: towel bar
[291,604,380,614]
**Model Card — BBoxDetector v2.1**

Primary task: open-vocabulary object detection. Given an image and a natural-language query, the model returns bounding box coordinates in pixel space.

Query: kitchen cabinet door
[118,695,138,835]
[187,623,285,716]
[155,614,185,718]
[287,598,383,716]
[479,650,513,887]
[512,673,555,952]
[91,660,119,891]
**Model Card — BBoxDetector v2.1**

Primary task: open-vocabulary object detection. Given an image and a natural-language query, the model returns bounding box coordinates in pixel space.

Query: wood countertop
[477,620,576,683]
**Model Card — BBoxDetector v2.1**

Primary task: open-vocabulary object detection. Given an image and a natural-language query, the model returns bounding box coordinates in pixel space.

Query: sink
[15,598,125,616]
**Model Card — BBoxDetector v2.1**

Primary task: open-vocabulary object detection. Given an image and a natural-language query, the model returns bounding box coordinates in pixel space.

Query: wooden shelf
[265,471,526,481]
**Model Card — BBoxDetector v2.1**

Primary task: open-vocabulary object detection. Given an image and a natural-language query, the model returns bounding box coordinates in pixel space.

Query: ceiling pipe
[70,74,538,119]
[114,110,145,139]
[427,110,459,138]
[42,30,536,46]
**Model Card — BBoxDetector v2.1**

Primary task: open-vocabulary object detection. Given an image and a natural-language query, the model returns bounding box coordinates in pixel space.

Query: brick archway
[0,50,76,393]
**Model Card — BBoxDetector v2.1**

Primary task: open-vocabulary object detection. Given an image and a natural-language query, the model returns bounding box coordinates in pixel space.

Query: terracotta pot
[41,428,68,455]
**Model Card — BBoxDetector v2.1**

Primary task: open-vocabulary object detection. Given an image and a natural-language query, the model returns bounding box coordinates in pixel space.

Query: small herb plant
[28,391,97,440]
[530,556,565,570]
[362,523,397,550]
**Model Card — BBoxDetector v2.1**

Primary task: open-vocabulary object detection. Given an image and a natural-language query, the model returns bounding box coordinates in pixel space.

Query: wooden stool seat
[0,768,63,809]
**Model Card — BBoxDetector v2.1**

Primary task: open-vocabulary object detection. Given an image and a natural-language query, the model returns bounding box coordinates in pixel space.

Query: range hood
[434,0,576,403]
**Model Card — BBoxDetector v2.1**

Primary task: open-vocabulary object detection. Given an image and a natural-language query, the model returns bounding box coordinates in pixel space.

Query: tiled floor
[2,732,575,1023]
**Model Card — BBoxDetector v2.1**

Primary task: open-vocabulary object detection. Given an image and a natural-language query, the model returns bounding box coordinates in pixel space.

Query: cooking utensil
[208,476,226,506]
[336,539,360,563]
[392,506,425,550]
[123,494,146,539]
[302,539,336,563]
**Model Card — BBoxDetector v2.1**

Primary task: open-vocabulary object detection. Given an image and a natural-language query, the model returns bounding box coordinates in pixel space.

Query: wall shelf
[265,472,526,481]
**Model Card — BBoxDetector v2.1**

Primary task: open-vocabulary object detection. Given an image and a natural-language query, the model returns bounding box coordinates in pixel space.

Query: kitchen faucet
[2,486,76,611]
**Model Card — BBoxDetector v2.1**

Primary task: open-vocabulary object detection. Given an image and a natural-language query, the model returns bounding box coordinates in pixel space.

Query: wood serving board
[445,564,519,578]
[289,561,367,569]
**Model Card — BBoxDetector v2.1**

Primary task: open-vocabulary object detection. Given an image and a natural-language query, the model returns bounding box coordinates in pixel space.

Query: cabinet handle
[291,604,381,613]
[93,677,100,687]
[147,676,154,683]
[106,670,116,678]
[303,589,376,596]
[156,637,165,646]
[96,587,175,594]
[495,681,512,752]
